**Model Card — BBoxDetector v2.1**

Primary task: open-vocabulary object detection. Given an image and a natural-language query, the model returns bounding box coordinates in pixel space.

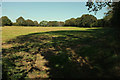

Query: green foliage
[65,18,76,26]
[102,8,113,27]
[1,16,12,26]
[39,20,48,27]
[76,14,97,27]
[48,21,59,27]
[40,21,64,27]
[12,22,18,26]
[86,1,111,14]
[110,2,120,27]
[75,17,82,27]
[91,19,104,27]
[97,19,104,27]
[25,19,34,26]
[16,16,26,26]
[65,14,97,27]
[0,18,1,26]
[86,1,120,28]
[58,21,64,26]
[34,21,39,26]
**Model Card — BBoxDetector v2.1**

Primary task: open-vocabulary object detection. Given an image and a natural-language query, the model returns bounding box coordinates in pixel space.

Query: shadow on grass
[2,28,120,79]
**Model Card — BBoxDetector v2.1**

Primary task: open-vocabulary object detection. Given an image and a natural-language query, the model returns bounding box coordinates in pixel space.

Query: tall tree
[86,0,120,27]
[75,17,82,27]
[16,16,26,26]
[79,14,97,27]
[58,21,64,26]
[92,19,105,27]
[34,21,39,26]
[48,21,59,27]
[1,16,12,26]
[110,2,120,27]
[39,21,48,27]
[65,18,76,26]
[0,18,1,26]
[26,19,34,26]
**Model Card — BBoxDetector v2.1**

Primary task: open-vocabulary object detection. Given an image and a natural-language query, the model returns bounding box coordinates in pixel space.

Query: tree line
[0,16,65,27]
[0,14,111,27]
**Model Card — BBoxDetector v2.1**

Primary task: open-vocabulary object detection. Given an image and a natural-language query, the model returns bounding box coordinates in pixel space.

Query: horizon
[2,2,108,23]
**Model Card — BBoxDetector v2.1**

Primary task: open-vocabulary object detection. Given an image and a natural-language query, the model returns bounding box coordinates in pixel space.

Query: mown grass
[2,26,120,79]
[2,26,99,42]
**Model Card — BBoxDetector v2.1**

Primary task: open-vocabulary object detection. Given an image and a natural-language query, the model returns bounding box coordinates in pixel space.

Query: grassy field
[2,26,98,42]
[2,26,120,79]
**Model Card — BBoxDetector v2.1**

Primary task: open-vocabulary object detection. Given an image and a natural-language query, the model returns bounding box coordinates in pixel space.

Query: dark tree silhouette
[16,16,26,26]
[1,16,12,26]
[86,0,120,27]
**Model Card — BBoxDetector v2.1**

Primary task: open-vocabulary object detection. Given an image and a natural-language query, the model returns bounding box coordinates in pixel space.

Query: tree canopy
[65,18,76,26]
[34,21,39,26]
[39,21,48,27]
[1,16,12,26]
[26,19,34,26]
[48,21,59,27]
[77,14,97,27]
[86,0,120,27]
[65,14,97,27]
[16,16,26,26]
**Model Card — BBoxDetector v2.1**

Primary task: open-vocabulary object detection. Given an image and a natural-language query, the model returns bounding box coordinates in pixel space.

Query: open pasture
[2,26,120,79]
[2,26,98,42]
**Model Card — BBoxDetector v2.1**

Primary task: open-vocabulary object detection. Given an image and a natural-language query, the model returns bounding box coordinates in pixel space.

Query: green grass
[2,26,120,79]
[2,26,99,42]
